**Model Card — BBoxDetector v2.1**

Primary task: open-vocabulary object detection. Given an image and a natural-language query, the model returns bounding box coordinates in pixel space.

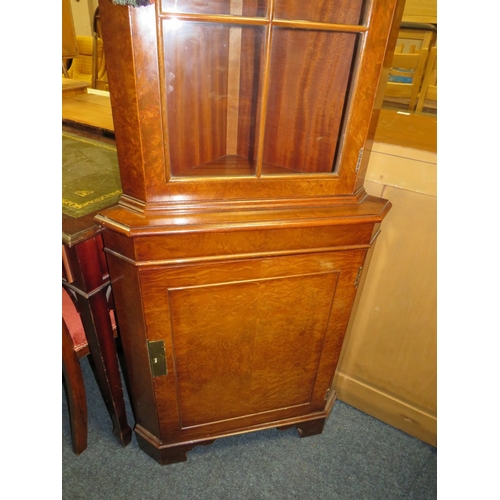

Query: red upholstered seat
[62,288,117,356]
[62,288,87,354]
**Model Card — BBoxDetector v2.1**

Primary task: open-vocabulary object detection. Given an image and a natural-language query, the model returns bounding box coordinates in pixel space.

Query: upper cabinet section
[100,0,404,206]
[160,0,368,179]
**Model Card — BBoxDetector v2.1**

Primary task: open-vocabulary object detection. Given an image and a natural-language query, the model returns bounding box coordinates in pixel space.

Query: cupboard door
[139,249,366,442]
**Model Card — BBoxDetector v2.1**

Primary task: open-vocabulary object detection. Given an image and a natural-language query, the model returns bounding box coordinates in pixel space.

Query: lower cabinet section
[98,199,389,465]
[107,247,367,464]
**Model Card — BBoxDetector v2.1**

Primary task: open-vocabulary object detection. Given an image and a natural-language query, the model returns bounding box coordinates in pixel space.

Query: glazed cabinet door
[99,0,402,204]
[138,249,366,444]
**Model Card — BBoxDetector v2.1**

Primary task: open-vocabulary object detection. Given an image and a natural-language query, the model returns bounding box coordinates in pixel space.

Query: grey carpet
[63,358,436,499]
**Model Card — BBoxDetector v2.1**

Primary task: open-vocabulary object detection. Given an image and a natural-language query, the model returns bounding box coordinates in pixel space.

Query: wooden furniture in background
[372,108,437,153]
[62,77,90,98]
[62,91,114,133]
[95,0,405,465]
[67,35,108,90]
[416,46,437,114]
[383,25,436,112]
[63,169,131,449]
[402,0,436,24]
[62,305,87,456]
[62,286,118,454]
[91,6,109,90]
[334,110,437,446]
[62,0,78,76]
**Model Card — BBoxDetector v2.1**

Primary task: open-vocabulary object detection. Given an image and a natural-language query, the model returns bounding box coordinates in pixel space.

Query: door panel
[170,272,338,428]
[140,250,365,440]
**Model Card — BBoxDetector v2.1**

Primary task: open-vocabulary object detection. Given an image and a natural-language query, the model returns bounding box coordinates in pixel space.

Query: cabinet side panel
[313,248,367,403]
[99,1,165,200]
[98,0,145,200]
[104,247,161,438]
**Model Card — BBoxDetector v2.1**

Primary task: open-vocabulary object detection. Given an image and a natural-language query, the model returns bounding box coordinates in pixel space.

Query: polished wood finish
[63,163,132,448]
[63,284,123,453]
[95,0,404,464]
[98,0,403,205]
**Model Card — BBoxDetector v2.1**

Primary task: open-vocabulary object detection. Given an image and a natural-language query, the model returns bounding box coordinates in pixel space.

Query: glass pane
[274,0,365,25]
[262,29,358,174]
[164,21,265,177]
[161,0,268,17]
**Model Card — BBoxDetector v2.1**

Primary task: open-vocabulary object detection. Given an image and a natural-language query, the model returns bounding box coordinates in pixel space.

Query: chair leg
[71,237,132,447]
[62,317,88,455]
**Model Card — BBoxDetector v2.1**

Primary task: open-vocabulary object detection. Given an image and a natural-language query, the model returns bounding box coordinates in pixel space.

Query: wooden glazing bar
[361,0,376,26]
[254,0,275,178]
[157,13,367,33]
[158,13,269,26]
[271,20,367,33]
[226,1,243,156]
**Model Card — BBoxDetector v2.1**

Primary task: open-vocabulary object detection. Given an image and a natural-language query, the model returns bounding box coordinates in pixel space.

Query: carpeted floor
[62,358,437,499]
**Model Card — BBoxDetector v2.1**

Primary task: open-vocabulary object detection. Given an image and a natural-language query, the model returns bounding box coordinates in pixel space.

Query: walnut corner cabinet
[95,0,404,465]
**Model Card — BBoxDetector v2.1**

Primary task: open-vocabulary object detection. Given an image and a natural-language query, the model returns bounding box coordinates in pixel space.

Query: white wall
[70,0,97,37]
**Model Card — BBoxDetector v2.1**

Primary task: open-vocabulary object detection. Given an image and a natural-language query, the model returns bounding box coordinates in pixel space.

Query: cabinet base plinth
[135,410,334,465]
[136,431,217,465]
[277,417,327,438]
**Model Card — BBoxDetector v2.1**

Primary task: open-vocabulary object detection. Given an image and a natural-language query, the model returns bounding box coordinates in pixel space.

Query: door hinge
[325,388,331,401]
[148,340,168,377]
[355,148,364,173]
[354,267,363,288]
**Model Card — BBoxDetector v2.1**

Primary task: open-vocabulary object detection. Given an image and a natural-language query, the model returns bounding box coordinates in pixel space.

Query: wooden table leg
[64,236,132,447]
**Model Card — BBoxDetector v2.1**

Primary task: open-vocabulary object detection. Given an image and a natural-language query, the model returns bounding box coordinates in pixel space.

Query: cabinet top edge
[94,195,391,237]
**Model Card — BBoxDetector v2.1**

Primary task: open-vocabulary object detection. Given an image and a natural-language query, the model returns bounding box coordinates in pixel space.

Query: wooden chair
[383,25,436,112]
[67,35,108,91]
[416,46,437,114]
[62,0,77,78]
[91,6,109,91]
[62,287,118,455]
